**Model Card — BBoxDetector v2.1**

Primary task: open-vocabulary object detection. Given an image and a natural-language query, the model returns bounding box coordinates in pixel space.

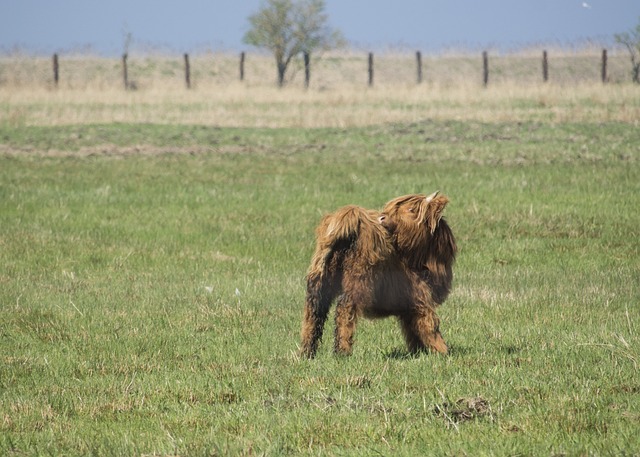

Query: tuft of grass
[1,120,639,455]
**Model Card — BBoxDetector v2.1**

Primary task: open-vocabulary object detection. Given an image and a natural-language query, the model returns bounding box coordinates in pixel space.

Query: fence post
[368,52,374,87]
[542,50,549,83]
[416,51,423,84]
[601,49,608,83]
[239,52,245,81]
[53,53,59,87]
[304,51,310,89]
[482,51,489,86]
[184,53,191,89]
[122,53,129,90]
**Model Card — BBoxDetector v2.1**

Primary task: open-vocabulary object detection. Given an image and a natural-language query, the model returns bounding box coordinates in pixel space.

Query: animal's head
[379,191,449,251]
[379,191,456,296]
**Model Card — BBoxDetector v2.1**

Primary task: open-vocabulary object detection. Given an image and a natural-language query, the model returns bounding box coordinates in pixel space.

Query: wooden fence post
[304,51,310,89]
[601,49,608,83]
[239,52,245,81]
[184,53,191,89]
[53,53,59,87]
[416,51,423,84]
[122,53,129,90]
[482,51,489,86]
[542,50,549,83]
[368,52,374,87]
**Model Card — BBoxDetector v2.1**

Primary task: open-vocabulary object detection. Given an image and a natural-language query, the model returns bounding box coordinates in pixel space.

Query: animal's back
[308,205,392,278]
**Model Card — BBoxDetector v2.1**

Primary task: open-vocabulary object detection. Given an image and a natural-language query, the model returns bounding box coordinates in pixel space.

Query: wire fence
[0,49,635,91]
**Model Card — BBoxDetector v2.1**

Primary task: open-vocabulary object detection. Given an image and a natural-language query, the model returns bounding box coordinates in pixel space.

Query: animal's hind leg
[334,295,359,356]
[399,309,448,355]
[300,273,334,358]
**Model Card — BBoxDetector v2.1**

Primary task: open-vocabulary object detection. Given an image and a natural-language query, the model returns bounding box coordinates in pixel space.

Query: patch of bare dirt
[434,396,492,425]
[0,144,248,158]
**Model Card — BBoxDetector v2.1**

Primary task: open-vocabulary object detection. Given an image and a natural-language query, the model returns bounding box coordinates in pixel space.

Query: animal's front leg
[334,295,359,356]
[399,309,448,355]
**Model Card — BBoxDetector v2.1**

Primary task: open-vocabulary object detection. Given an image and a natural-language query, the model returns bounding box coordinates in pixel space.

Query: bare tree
[615,18,640,83]
[243,0,344,87]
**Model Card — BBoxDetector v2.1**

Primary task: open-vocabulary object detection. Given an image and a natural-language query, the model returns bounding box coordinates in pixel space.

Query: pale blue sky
[1,1,639,55]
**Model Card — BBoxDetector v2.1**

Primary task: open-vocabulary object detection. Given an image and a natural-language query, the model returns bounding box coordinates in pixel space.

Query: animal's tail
[300,205,391,358]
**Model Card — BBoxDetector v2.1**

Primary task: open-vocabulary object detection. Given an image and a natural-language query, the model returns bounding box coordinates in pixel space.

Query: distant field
[1,51,639,128]
[1,49,634,88]
[1,50,639,455]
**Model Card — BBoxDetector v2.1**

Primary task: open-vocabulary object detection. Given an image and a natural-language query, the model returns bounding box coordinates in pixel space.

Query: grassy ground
[1,49,639,456]
[1,118,638,455]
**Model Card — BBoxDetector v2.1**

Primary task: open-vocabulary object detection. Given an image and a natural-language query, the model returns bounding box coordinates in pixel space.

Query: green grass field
[1,119,639,455]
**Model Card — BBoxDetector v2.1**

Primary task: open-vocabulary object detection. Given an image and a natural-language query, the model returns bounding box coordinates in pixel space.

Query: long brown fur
[300,192,457,358]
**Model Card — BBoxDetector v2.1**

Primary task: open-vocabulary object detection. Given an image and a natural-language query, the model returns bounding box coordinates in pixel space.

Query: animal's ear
[425,192,449,234]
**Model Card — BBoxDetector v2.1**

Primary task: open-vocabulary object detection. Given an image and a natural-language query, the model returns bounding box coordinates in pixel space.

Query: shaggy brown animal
[300,191,456,358]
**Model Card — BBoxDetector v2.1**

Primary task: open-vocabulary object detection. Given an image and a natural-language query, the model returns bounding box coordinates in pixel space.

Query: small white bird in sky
[582,2,592,8]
